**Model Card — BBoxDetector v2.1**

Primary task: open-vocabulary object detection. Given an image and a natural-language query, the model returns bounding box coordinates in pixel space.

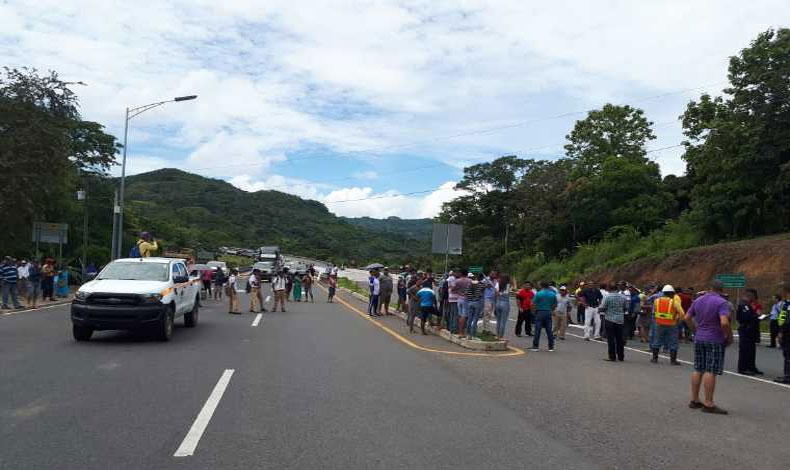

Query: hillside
[342,216,433,240]
[122,169,425,264]
[587,234,790,296]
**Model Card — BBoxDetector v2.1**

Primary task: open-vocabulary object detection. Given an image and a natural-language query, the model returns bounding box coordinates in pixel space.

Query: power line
[178,83,722,173]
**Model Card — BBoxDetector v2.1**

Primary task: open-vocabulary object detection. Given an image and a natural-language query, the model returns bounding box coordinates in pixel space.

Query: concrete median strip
[338,287,510,352]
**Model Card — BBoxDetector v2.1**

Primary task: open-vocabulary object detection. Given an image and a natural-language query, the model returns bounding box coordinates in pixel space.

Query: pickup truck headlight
[139,293,163,305]
[74,291,89,302]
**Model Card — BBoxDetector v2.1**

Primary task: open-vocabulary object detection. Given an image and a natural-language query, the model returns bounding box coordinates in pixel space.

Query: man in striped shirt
[599,281,629,362]
[1,256,24,309]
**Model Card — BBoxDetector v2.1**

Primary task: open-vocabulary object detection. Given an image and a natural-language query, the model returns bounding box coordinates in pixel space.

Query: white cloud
[4,0,789,217]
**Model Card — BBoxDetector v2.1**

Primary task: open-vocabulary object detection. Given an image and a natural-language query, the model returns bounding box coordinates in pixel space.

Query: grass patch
[337,277,369,298]
[475,330,500,342]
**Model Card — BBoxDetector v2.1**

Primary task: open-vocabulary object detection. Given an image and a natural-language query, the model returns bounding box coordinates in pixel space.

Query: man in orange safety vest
[651,285,685,365]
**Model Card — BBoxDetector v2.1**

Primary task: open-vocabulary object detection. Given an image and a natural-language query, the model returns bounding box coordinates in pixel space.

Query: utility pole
[110,188,119,260]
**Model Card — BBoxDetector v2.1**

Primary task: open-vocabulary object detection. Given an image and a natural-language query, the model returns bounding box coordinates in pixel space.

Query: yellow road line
[327,285,524,357]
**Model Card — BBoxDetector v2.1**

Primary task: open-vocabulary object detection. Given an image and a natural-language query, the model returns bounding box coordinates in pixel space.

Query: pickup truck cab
[70,257,200,342]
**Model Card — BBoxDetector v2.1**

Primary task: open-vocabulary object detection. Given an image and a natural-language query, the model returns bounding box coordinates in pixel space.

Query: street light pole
[114,107,130,260]
[111,95,197,260]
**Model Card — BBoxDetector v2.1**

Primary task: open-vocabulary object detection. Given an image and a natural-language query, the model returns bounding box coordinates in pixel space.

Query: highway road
[2,285,789,470]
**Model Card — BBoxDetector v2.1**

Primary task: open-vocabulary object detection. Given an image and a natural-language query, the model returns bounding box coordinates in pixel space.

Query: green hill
[342,216,433,240]
[122,169,425,265]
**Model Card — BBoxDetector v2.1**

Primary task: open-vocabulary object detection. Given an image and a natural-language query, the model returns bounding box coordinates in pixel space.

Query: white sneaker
[529,347,539,352]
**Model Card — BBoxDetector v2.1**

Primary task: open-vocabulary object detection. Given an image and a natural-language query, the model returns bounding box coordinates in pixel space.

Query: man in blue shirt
[531,281,558,351]
[415,281,437,335]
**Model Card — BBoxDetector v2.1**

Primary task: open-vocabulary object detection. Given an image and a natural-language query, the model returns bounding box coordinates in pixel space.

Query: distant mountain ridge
[342,216,433,240]
[121,168,428,264]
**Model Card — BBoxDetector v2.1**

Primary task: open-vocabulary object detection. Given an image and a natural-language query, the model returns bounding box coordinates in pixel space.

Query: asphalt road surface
[2,286,789,470]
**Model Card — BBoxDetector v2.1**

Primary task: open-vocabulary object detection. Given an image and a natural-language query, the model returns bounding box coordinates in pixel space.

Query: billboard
[32,222,68,244]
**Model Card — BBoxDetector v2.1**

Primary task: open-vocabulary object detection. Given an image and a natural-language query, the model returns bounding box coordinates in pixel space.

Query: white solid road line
[251,313,263,327]
[2,302,70,316]
[506,317,790,390]
[174,369,235,457]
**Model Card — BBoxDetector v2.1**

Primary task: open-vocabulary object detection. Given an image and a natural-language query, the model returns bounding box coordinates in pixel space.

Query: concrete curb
[337,287,509,351]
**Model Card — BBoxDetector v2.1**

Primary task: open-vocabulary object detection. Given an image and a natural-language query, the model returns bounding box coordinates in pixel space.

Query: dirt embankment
[589,234,790,296]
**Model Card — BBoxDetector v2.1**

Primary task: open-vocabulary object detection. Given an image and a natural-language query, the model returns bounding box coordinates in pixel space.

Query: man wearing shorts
[684,280,732,414]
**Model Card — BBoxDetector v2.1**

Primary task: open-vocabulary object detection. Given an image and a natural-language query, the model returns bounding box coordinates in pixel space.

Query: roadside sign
[468,266,483,274]
[31,222,68,244]
[716,273,746,288]
[431,223,463,255]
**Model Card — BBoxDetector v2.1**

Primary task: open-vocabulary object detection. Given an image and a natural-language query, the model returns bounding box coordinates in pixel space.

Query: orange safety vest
[654,297,677,326]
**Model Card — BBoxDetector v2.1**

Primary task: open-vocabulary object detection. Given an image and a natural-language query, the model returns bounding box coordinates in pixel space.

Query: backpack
[245,277,252,293]
[129,241,142,258]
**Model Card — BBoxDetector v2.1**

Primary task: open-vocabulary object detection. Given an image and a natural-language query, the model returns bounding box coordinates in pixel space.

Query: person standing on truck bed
[133,232,158,258]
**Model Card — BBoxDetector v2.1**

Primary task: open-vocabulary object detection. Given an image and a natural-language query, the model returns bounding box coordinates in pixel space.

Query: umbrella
[365,263,384,270]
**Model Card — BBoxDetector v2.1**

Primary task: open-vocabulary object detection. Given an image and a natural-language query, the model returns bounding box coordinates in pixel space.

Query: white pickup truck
[70,257,201,341]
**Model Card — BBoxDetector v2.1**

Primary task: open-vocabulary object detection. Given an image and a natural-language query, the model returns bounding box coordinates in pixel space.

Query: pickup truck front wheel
[184,297,199,327]
[156,306,175,341]
[73,324,93,341]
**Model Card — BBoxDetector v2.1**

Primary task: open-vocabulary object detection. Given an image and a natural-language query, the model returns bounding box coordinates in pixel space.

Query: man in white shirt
[368,269,381,316]
[17,260,30,299]
[272,269,288,312]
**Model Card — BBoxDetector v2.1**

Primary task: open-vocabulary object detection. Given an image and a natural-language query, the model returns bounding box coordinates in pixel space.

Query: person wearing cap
[272,269,288,312]
[227,269,240,314]
[553,285,572,340]
[378,267,393,315]
[652,285,685,365]
[135,232,158,258]
[17,259,29,303]
[736,288,763,375]
[684,279,732,414]
[775,285,790,384]
[249,269,262,313]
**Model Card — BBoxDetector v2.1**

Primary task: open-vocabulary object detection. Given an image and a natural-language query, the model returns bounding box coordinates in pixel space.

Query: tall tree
[682,28,790,238]
[0,68,119,255]
[565,103,656,175]
[564,104,669,240]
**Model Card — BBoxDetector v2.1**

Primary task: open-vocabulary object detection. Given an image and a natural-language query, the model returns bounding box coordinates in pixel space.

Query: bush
[520,215,704,281]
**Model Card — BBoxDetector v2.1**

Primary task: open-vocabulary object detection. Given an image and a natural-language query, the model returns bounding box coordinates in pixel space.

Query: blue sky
[2,0,788,218]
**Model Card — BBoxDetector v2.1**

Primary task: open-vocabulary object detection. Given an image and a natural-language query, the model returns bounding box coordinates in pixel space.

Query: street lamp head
[174,95,198,102]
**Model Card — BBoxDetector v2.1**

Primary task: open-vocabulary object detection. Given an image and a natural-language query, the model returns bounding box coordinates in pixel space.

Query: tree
[682,28,790,238]
[564,104,669,240]
[565,103,656,175]
[0,67,119,255]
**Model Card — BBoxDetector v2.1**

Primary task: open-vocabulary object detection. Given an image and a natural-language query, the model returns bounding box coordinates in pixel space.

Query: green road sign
[468,266,483,274]
[716,273,746,288]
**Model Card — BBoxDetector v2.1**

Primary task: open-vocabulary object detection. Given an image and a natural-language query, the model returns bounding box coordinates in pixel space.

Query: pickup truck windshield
[96,262,169,281]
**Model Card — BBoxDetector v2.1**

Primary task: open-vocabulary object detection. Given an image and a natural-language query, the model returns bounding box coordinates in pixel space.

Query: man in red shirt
[678,287,694,342]
[515,281,535,336]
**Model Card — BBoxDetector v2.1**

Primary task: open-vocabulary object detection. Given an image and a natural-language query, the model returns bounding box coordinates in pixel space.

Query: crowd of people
[227,265,329,315]
[1,256,71,310]
[361,266,790,415]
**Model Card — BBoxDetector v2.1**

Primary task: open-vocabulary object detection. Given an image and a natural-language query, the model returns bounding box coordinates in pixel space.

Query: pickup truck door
[180,263,198,310]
